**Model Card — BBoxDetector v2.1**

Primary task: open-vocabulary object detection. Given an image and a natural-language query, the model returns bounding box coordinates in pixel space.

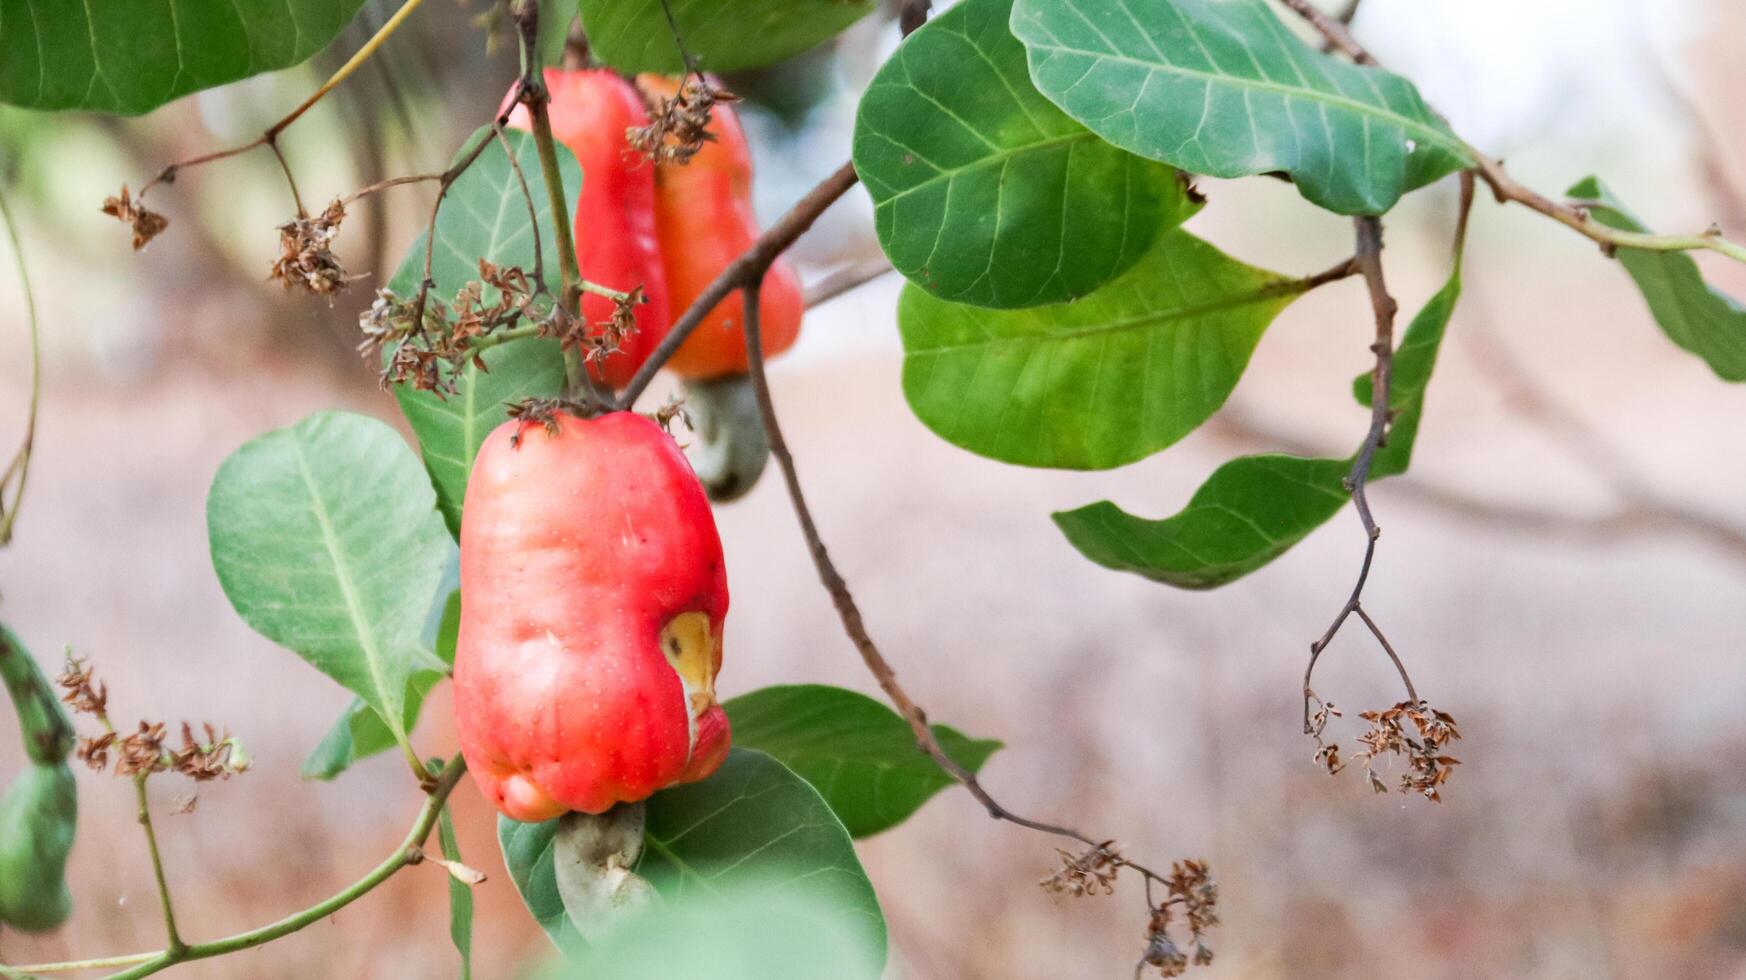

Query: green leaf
[853,0,1187,309]
[579,0,877,73]
[725,685,1000,838]
[438,804,474,980]
[901,227,1303,469]
[1567,176,1746,382]
[388,128,578,537]
[545,876,886,979]
[207,411,450,750]
[1055,267,1463,587]
[0,0,367,115]
[1009,0,1474,215]
[500,749,886,969]
[300,671,442,781]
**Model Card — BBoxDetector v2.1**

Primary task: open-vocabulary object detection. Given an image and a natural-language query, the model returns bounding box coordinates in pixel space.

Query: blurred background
[2,0,1745,976]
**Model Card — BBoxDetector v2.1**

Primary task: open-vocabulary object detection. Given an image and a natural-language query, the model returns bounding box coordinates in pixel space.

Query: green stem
[132,775,185,955]
[514,2,608,404]
[0,184,41,546]
[9,757,468,979]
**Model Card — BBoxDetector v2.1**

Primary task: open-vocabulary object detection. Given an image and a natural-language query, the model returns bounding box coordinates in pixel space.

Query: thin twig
[738,282,1172,888]
[1302,215,1411,730]
[1276,0,1374,64]
[615,161,861,409]
[1277,3,1746,266]
[132,775,186,955]
[136,0,426,204]
[0,185,41,546]
[10,759,468,979]
[803,259,895,309]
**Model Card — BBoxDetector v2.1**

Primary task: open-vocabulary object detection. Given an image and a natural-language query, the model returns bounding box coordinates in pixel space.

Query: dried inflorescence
[100,185,170,251]
[1041,844,1218,978]
[56,654,108,717]
[628,76,737,165]
[270,199,353,296]
[55,654,250,786]
[1352,701,1462,802]
[1138,860,1219,977]
[361,260,638,398]
[362,260,542,395]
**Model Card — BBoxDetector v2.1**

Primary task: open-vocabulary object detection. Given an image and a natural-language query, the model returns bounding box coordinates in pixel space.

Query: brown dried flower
[76,731,115,772]
[116,721,169,778]
[1041,841,1121,897]
[101,185,169,251]
[169,722,249,782]
[56,654,109,717]
[628,76,738,166]
[270,199,352,296]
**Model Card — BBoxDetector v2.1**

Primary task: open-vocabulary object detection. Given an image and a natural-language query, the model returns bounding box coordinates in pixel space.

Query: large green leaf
[853,0,1186,309]
[207,411,450,748]
[0,0,366,115]
[724,685,1001,838]
[500,749,885,969]
[1568,176,1746,382]
[389,128,577,537]
[1055,266,1463,587]
[579,0,876,73]
[901,227,1304,469]
[1009,0,1474,215]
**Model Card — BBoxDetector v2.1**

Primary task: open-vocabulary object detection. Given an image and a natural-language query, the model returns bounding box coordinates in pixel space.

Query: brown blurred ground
[3,2,1746,978]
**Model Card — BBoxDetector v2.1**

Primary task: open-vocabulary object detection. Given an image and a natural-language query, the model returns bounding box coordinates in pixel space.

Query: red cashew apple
[507,69,673,389]
[453,411,730,821]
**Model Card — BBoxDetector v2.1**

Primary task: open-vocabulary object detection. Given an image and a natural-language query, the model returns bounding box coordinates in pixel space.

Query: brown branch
[1277,0,1374,64]
[1302,215,1414,730]
[615,161,861,409]
[738,281,1180,896]
[1278,2,1746,265]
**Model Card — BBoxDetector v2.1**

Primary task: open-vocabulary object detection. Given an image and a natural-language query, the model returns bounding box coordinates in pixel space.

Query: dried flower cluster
[1352,701,1462,801]
[362,260,547,395]
[1139,860,1219,978]
[1041,844,1219,978]
[100,185,169,251]
[629,76,737,165]
[361,260,639,397]
[56,655,249,786]
[270,199,352,296]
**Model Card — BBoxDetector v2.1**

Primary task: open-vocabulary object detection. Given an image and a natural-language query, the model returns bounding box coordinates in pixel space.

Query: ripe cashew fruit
[507,69,673,389]
[453,411,730,821]
[681,375,770,503]
[639,74,805,379]
[0,625,77,932]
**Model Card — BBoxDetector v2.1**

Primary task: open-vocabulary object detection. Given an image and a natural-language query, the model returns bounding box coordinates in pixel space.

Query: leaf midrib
[1024,39,1472,161]
[291,430,403,738]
